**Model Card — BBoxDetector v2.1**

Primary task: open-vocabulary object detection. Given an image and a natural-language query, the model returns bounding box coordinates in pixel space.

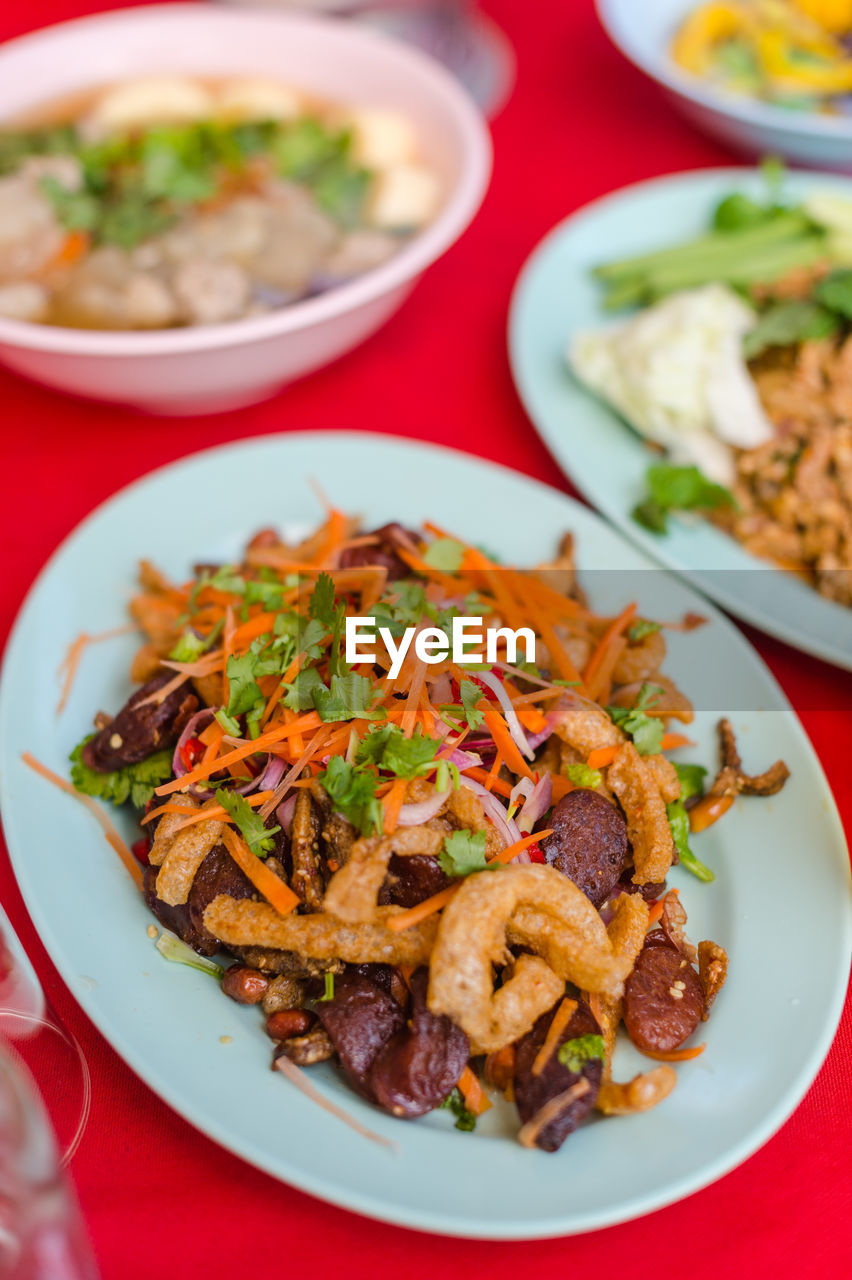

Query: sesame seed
[673,980,686,990]
[220,1035,233,1045]
[109,732,123,749]
[146,925,158,939]
[668,987,684,1000]
[679,959,688,968]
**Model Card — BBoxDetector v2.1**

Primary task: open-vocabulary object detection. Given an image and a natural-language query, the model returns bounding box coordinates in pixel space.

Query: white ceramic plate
[0,432,849,1238]
[509,167,852,672]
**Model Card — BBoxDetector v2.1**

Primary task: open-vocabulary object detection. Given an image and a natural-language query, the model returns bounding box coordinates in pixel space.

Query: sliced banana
[216,78,303,123]
[84,77,214,135]
[367,164,439,230]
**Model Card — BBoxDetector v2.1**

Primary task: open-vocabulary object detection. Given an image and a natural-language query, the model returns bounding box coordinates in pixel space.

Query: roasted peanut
[265,1009,316,1041]
[222,966,269,1005]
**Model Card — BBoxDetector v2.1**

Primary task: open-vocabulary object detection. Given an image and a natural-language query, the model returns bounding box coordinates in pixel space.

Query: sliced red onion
[429,671,452,704]
[476,671,534,761]
[525,724,554,752]
[255,756,285,794]
[437,746,482,770]
[397,788,451,827]
[516,774,553,834]
[276,794,297,837]
[509,778,535,809]
[172,708,215,778]
[460,776,522,849]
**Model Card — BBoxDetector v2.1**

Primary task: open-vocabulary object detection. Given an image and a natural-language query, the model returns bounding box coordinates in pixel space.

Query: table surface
[1,1,850,1275]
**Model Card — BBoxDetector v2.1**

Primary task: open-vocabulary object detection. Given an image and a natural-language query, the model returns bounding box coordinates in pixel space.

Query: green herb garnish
[633,464,736,536]
[557,1033,606,1073]
[607,682,665,756]
[215,788,279,858]
[69,736,172,809]
[318,756,383,837]
[440,1087,477,1132]
[438,829,498,878]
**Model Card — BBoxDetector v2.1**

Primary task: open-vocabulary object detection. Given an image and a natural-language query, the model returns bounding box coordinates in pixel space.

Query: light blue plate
[509,167,852,672]
[0,432,849,1238]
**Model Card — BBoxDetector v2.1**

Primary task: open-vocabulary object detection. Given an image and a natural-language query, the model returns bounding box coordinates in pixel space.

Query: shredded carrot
[457,1065,492,1116]
[382,777,408,835]
[460,766,513,799]
[480,704,534,781]
[155,791,275,833]
[21,752,142,889]
[531,997,578,1077]
[488,828,553,866]
[583,604,637,694]
[641,1043,706,1062]
[220,827,300,916]
[154,712,323,796]
[646,899,665,928]
[550,775,575,803]
[587,731,692,771]
[689,793,734,833]
[484,750,503,792]
[229,611,278,650]
[56,625,136,715]
[516,704,547,734]
[47,229,89,270]
[133,669,189,708]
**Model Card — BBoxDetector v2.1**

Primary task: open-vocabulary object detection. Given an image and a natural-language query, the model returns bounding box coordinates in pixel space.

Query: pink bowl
[0,4,491,413]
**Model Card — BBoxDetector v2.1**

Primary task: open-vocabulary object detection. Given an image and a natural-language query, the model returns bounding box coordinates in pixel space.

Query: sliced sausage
[623,936,704,1053]
[144,840,254,956]
[338,523,417,582]
[370,968,469,1118]
[542,789,629,907]
[83,672,197,773]
[378,854,451,909]
[514,999,603,1152]
[314,970,405,1101]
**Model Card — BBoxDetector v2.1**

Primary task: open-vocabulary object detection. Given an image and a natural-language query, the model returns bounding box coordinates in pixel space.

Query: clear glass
[0,904,99,1278]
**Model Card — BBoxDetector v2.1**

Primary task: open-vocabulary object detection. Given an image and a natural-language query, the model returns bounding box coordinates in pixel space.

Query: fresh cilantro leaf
[713,191,776,232]
[139,126,217,204]
[225,652,265,717]
[208,566,247,596]
[459,679,487,731]
[244,579,286,610]
[69,737,172,809]
[215,788,279,858]
[274,612,325,661]
[308,572,337,629]
[673,762,708,803]
[633,465,736,536]
[214,708,242,737]
[39,176,100,231]
[318,756,383,836]
[627,619,661,643]
[313,673,386,723]
[742,300,839,360]
[564,762,603,789]
[607,683,664,756]
[814,267,852,321]
[557,1033,606,1073]
[357,724,439,778]
[168,629,207,663]
[423,538,466,571]
[282,665,326,712]
[666,800,714,883]
[438,829,497,878]
[440,1087,476,1132]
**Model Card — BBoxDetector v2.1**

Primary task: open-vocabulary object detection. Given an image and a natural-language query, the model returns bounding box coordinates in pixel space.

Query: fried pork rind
[427,864,631,1054]
[661,889,697,964]
[148,807,194,867]
[153,813,224,907]
[608,676,694,724]
[709,718,790,799]
[607,743,678,885]
[698,940,728,1018]
[611,628,667,685]
[596,1067,677,1116]
[550,698,624,758]
[203,896,438,966]
[322,783,499,924]
[591,893,650,1081]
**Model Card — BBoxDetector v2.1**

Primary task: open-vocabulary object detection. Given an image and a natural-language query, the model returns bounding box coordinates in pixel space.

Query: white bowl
[598,0,852,170]
[0,5,491,413]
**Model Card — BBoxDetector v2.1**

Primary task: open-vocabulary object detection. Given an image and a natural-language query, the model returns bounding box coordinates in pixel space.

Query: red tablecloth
[1,1,850,1275]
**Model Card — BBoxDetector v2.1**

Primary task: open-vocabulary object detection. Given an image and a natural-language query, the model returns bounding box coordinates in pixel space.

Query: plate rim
[507,164,852,673]
[1,429,850,1239]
